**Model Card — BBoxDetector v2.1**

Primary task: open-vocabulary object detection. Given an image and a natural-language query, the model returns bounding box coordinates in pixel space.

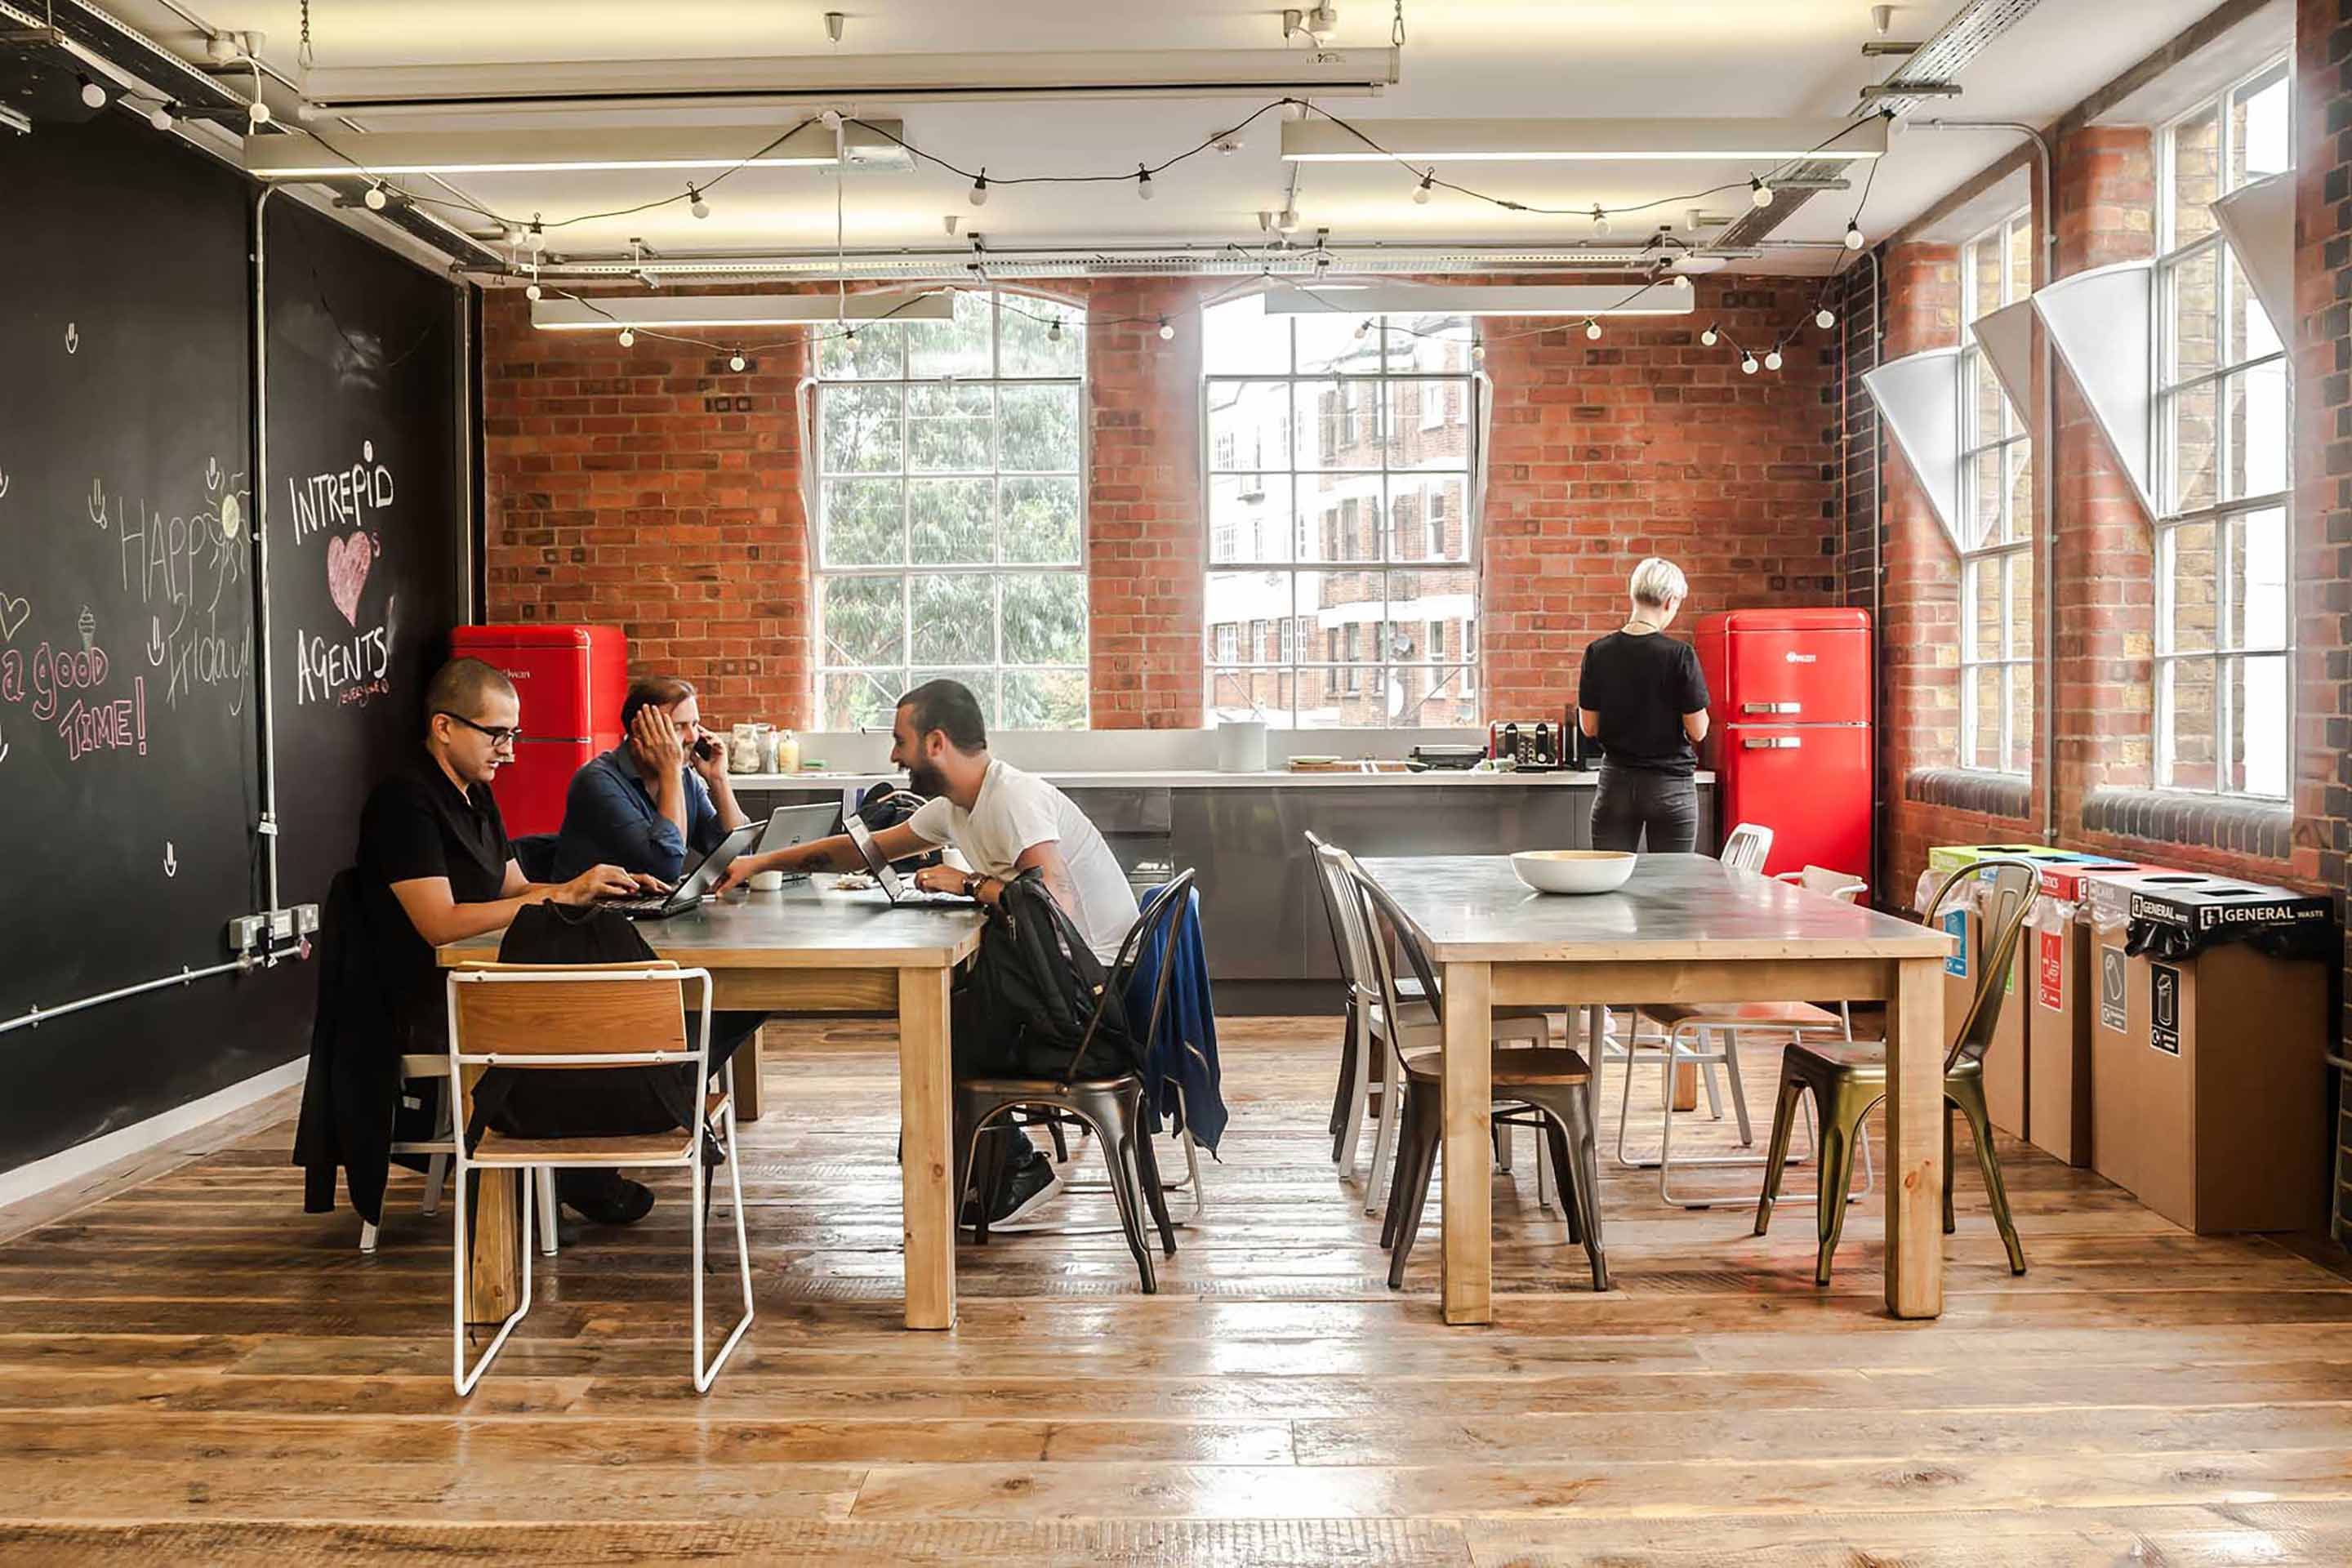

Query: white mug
[748,869,785,892]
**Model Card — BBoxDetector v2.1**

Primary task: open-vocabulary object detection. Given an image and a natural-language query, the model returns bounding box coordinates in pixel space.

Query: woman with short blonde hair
[1575,557,1711,853]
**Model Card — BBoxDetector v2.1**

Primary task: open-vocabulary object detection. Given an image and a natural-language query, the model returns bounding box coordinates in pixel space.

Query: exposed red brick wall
[480,286,813,724]
[1086,278,1205,730]
[482,274,1841,732]
[1481,278,1842,718]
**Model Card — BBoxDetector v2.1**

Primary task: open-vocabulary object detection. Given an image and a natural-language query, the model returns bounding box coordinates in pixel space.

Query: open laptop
[843,813,967,907]
[757,803,841,875]
[601,819,764,920]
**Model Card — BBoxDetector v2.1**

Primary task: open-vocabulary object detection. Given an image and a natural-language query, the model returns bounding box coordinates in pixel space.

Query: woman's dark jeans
[1591,764,1699,853]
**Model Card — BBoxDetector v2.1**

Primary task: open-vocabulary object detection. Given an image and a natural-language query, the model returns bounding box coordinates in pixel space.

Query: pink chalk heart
[326,531,373,626]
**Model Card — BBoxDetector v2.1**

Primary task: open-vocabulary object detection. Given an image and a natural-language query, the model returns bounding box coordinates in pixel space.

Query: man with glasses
[357,656,666,1225]
[553,675,748,884]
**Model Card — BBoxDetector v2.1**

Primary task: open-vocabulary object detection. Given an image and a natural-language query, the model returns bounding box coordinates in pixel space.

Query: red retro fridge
[448,624,627,835]
[1692,608,1872,881]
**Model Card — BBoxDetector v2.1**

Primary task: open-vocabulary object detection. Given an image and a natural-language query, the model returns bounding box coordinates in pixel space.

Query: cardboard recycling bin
[2086,871,2334,1233]
[2023,859,2152,1167]
[1920,845,2114,1141]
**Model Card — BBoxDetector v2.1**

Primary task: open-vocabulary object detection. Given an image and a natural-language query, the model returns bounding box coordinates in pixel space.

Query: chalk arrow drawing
[88,479,108,531]
[146,616,166,666]
[205,457,221,492]
[163,842,177,878]
[64,323,78,354]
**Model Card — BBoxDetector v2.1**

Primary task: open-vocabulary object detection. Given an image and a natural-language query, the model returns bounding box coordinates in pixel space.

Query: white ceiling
[129,0,2243,272]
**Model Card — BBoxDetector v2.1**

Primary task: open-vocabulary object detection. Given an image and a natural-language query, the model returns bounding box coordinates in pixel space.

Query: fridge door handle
[1741,702,1802,715]
[1742,736,1802,750]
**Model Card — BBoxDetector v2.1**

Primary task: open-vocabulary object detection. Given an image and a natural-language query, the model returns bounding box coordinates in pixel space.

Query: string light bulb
[1471,341,1486,364]
[1136,165,1155,200]
[1740,353,1759,374]
[503,222,528,247]
[1699,324,1719,347]
[1764,348,1784,371]
[247,96,271,127]
[1354,318,1371,339]
[617,328,636,347]
[148,102,173,130]
[78,74,107,109]
[525,282,542,301]
[363,183,387,211]
[1748,176,1773,208]
[1584,319,1603,341]
[1673,273,1692,291]
[1046,318,1064,343]
[1276,207,1300,234]
[688,185,710,219]
[1590,205,1610,236]
[1844,219,1865,251]
[969,171,989,207]
[1157,315,1175,341]
[729,350,747,372]
[526,218,544,252]
[1413,172,1432,204]
[1815,307,1835,330]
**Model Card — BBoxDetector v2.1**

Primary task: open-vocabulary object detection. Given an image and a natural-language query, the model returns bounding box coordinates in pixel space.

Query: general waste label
[1943,908,1969,978]
[2149,962,2182,1056]
[2098,946,2127,1032]
[2038,929,2064,1010]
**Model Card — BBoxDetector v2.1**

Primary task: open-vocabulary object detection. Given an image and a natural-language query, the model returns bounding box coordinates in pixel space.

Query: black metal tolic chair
[953,869,1196,1293]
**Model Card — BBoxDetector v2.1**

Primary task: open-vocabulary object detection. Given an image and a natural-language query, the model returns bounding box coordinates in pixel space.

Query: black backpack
[961,869,1138,1081]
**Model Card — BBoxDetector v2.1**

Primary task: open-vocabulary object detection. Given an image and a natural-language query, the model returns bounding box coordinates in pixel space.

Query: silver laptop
[757,803,840,875]
[604,819,764,920]
[843,813,965,906]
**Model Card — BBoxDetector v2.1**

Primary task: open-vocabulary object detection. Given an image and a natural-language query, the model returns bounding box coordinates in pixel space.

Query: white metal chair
[1622,858,1875,1207]
[444,960,751,1396]
[1312,840,1567,1219]
[363,1056,558,1258]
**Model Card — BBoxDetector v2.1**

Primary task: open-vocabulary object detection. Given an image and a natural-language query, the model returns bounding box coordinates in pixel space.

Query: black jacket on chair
[292,869,434,1225]
[958,869,1140,1081]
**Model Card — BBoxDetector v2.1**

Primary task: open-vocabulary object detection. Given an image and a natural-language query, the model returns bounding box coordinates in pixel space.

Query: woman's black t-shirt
[1577,630,1710,777]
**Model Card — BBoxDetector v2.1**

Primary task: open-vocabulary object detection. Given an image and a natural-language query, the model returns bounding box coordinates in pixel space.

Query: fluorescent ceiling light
[298,49,1396,115]
[530,292,955,330]
[1264,283,1693,317]
[1281,117,1889,163]
[248,121,910,179]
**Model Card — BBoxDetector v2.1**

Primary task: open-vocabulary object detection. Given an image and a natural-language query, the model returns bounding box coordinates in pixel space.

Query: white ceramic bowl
[1510,849,1637,895]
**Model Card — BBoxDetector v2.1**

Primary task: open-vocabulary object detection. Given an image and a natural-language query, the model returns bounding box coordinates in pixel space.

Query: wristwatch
[962,871,984,898]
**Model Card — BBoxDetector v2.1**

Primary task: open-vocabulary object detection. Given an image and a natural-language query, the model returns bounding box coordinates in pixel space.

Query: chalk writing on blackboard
[108,464,254,715]
[0,641,147,764]
[288,440,396,542]
[163,841,177,877]
[292,443,399,710]
[64,323,78,354]
[0,592,26,645]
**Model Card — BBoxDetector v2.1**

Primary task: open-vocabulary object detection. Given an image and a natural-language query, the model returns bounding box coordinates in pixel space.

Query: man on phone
[553,675,750,884]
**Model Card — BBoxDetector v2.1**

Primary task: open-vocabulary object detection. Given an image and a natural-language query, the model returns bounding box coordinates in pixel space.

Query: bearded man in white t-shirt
[715,679,1140,1223]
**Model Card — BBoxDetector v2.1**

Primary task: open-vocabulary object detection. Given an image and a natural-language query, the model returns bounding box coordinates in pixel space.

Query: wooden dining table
[438,879,987,1330]
[1355,853,1953,1325]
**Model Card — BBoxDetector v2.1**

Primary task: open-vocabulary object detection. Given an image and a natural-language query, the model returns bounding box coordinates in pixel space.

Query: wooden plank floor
[2,1017,2350,1565]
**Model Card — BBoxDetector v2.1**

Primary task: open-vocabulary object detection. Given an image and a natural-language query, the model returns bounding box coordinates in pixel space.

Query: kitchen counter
[723,768,1712,790]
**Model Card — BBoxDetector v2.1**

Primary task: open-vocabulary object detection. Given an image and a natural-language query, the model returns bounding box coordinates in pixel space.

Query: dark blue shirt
[552,745,722,882]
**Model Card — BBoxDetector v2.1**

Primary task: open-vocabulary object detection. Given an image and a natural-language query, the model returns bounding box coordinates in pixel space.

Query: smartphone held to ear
[691,735,723,764]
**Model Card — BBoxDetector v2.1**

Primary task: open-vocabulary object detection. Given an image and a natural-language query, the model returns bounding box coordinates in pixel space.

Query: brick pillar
[2296,0,2352,1041]
[2050,126,2158,822]
[1087,278,1204,729]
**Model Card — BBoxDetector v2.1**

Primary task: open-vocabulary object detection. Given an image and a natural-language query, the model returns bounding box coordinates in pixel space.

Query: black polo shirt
[1577,630,1710,777]
[357,750,514,1028]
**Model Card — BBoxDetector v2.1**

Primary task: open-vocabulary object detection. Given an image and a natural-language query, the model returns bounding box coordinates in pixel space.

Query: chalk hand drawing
[78,606,95,655]
[89,478,109,532]
[145,616,166,666]
[0,593,27,644]
[205,457,220,492]
[64,323,78,354]
[163,841,177,878]
[326,530,374,626]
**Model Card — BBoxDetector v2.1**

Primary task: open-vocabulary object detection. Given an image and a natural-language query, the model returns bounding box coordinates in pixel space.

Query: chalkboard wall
[0,109,465,1174]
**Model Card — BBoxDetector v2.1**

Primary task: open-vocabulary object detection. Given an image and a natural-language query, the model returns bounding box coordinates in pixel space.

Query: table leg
[466,1169,522,1326]
[1885,955,1945,1319]
[898,966,956,1330]
[735,1027,766,1123]
[1441,960,1494,1325]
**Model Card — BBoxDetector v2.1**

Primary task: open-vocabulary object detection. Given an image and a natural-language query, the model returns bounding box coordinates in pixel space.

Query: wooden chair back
[445,960,706,1068]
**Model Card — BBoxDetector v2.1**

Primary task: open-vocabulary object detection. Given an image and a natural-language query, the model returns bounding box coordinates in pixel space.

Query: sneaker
[960,1153,1062,1229]
[557,1169,656,1226]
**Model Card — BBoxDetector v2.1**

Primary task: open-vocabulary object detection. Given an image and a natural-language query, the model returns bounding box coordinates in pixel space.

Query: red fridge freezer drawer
[1695,608,1872,729]
[450,625,626,743]
[1717,724,1871,881]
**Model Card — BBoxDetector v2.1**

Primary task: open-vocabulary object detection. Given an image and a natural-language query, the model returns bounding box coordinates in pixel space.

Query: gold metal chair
[1753,858,2038,1285]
